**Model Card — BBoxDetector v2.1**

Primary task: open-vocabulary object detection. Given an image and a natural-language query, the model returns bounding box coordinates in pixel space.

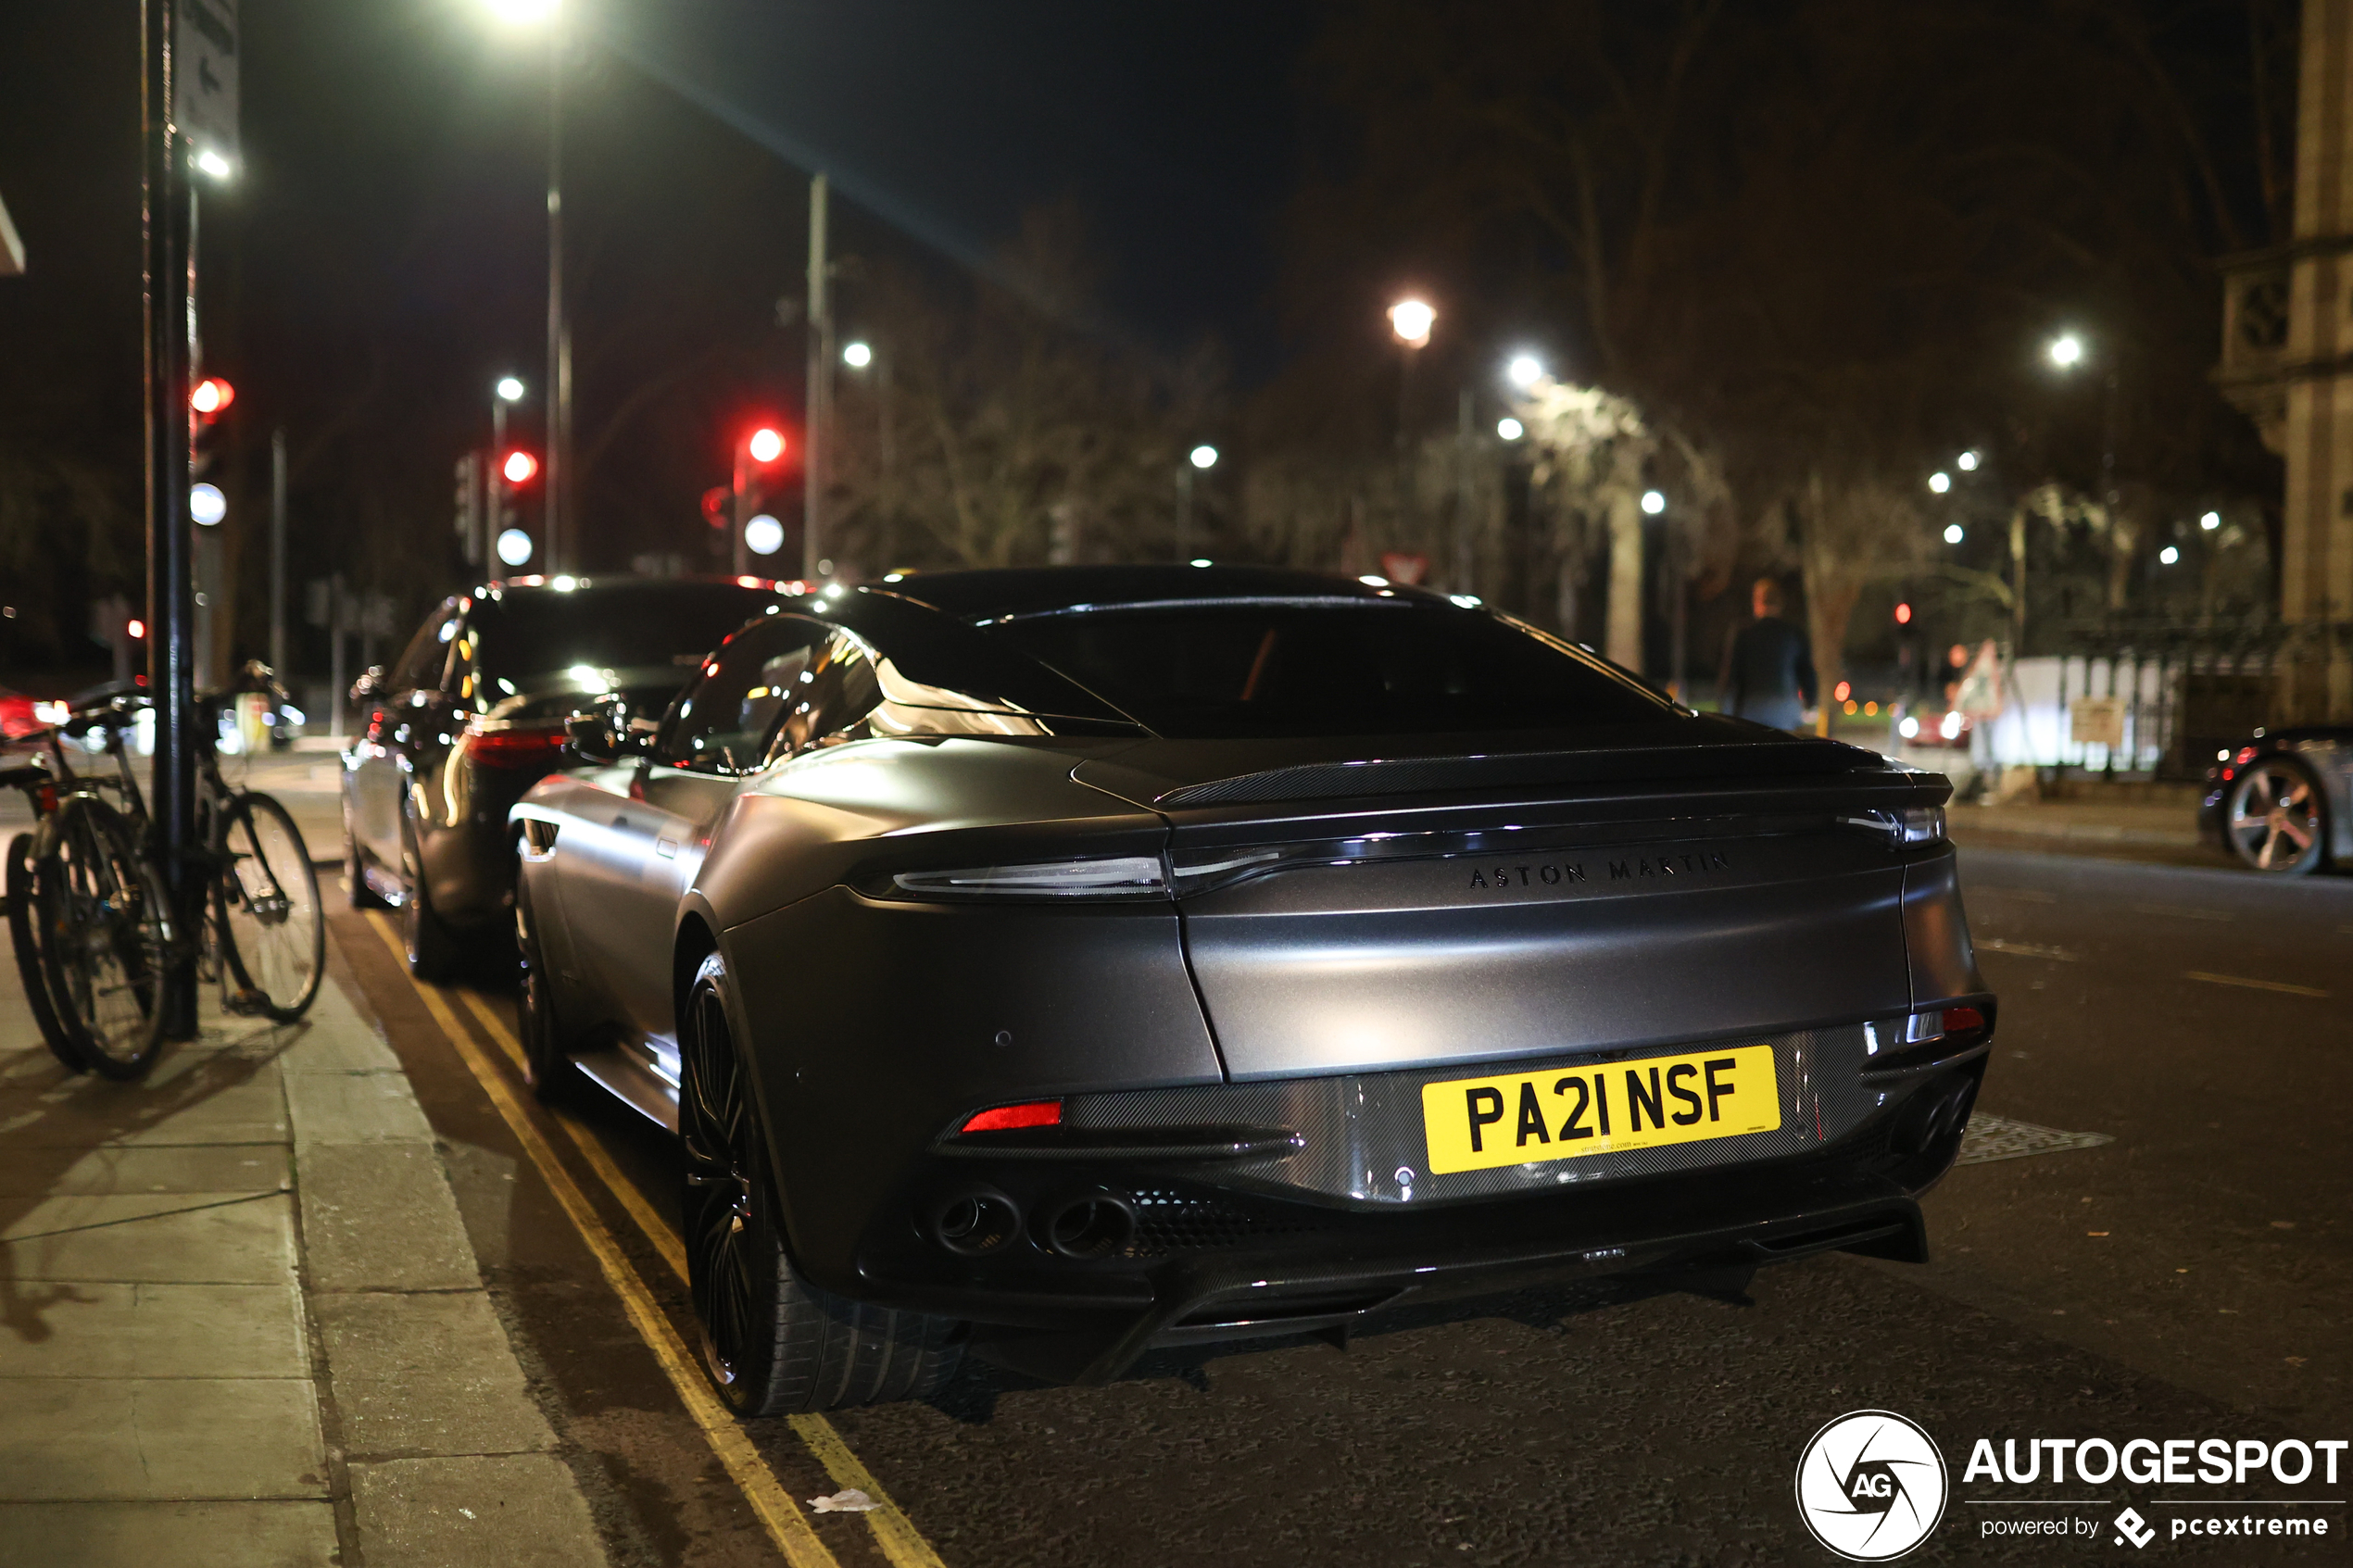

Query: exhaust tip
[1036,1190,1137,1260]
[929,1188,1020,1256]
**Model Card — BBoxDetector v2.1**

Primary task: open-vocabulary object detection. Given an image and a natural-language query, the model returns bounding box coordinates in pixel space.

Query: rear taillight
[959,1100,1063,1134]
[462,722,570,769]
[889,856,1166,900]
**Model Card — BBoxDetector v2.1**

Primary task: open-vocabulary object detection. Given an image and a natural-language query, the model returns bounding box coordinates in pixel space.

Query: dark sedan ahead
[344,574,796,976]
[510,565,1993,1416]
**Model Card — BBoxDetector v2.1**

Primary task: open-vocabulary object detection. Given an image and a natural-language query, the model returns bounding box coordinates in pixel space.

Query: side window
[773,632,884,759]
[391,600,459,695]
[654,617,828,774]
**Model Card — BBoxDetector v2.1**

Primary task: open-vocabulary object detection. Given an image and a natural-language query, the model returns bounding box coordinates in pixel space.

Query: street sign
[176,0,239,169]
[2070,696,2126,749]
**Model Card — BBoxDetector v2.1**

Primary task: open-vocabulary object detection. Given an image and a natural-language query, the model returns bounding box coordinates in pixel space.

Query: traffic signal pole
[143,0,201,1039]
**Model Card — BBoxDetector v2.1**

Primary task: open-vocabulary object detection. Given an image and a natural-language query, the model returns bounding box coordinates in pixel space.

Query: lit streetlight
[2048,332,2085,369]
[483,0,572,571]
[2200,510,2221,531]
[1640,490,1667,516]
[2158,545,2181,565]
[1177,445,1218,559]
[1389,298,1435,347]
[1497,417,1524,441]
[497,375,525,404]
[1957,450,1979,471]
[1944,523,1966,546]
[842,340,873,370]
[1505,353,1543,389]
[1928,471,1952,495]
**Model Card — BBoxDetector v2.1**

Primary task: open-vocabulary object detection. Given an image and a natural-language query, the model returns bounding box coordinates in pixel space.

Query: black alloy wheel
[678,950,962,1415]
[515,874,574,1099]
[7,831,83,1073]
[343,794,387,911]
[2226,756,2326,874]
[398,805,461,981]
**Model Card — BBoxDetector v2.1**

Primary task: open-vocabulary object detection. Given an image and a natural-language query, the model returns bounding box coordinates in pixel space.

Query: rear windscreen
[468,585,781,686]
[986,603,1673,738]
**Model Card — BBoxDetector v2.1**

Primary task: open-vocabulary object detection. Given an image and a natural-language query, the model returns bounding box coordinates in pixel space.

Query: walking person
[1718,576,1818,734]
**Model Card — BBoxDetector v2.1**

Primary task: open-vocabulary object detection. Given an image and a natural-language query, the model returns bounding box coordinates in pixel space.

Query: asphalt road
[330,842,2352,1568]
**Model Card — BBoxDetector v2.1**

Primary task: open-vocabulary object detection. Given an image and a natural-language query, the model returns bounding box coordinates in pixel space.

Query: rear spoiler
[1139,740,1874,809]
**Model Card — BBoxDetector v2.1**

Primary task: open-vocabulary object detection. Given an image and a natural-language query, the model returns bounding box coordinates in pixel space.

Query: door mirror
[564,698,646,763]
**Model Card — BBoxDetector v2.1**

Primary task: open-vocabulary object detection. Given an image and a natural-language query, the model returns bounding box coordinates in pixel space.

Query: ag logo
[1794,1410,1949,1561]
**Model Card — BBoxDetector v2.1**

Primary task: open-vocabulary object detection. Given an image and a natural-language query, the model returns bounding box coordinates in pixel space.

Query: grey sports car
[509,565,1993,1414]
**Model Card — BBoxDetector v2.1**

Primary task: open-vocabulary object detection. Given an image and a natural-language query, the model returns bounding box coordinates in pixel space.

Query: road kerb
[363,914,844,1568]
[450,986,952,1568]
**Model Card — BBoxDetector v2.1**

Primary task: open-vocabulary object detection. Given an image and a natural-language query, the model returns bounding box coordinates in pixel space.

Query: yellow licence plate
[1420,1045,1781,1175]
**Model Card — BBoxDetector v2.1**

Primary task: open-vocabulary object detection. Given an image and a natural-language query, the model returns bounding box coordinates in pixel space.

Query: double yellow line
[362,914,948,1568]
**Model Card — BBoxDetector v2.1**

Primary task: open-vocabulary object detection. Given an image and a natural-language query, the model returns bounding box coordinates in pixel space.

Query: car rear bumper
[824,1052,1983,1382]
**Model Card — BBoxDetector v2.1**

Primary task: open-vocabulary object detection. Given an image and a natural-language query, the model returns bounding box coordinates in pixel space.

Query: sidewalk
[0,943,609,1566]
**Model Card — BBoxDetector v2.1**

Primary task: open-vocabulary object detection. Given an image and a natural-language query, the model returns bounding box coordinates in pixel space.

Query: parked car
[510,565,1993,1415]
[2198,724,2353,874]
[344,575,797,975]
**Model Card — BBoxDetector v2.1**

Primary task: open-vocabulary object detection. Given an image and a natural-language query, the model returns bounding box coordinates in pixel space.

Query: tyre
[2226,756,2326,874]
[515,873,575,1099]
[7,830,84,1073]
[678,950,962,1414]
[215,792,325,1022]
[399,809,461,981]
[37,795,172,1081]
[344,794,388,911]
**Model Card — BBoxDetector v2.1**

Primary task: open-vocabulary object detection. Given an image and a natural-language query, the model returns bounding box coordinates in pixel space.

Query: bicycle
[8,666,325,1079]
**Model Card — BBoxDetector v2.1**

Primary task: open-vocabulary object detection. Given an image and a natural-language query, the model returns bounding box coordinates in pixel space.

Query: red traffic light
[748,427,786,464]
[501,450,539,484]
[191,377,234,416]
[701,485,732,529]
[1894,602,1913,625]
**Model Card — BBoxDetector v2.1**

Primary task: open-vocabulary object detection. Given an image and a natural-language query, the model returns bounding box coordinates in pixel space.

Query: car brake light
[891,856,1166,899]
[462,723,571,768]
[1942,1004,1987,1035]
[959,1100,1063,1134]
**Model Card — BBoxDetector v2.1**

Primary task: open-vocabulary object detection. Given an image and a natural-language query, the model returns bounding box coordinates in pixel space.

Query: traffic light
[190,376,233,480]
[1894,601,1913,625]
[454,453,484,566]
[501,449,538,485]
[748,426,786,465]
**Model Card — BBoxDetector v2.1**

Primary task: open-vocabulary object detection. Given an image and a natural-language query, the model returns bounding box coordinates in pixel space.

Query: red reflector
[463,725,570,768]
[1944,1005,1987,1034]
[958,1100,1062,1134]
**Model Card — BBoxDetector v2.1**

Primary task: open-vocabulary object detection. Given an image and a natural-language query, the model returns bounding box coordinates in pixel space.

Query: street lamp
[1177,445,1218,561]
[484,0,571,571]
[1505,353,1543,389]
[841,340,873,370]
[1641,490,1667,516]
[2048,332,2084,370]
[1944,523,1966,546]
[2200,510,2221,531]
[1388,298,1435,347]
[1497,417,1524,440]
[1928,471,1952,495]
[1957,450,1980,472]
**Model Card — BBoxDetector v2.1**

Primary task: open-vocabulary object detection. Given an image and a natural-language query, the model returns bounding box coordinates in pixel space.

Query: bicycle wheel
[7,830,85,1073]
[215,791,325,1022]
[37,794,172,1080]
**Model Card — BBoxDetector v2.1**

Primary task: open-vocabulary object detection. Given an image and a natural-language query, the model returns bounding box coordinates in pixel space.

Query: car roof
[464,573,799,602]
[879,564,1419,621]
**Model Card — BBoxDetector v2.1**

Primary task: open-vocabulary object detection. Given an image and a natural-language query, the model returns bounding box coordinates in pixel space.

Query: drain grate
[1957,1112,2115,1165]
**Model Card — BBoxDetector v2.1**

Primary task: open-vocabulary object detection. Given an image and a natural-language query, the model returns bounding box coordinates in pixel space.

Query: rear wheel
[7,831,83,1073]
[515,874,575,1099]
[678,950,962,1414]
[216,792,324,1021]
[2227,757,2326,874]
[38,795,172,1081]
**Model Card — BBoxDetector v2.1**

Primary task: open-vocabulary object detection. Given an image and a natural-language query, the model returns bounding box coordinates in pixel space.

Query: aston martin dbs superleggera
[509,566,1993,1413]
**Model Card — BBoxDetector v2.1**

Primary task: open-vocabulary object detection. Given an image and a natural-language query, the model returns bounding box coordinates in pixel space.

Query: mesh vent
[1122,1188,1333,1257]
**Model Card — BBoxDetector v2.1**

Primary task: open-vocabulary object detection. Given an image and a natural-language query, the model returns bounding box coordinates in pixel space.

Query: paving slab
[0,1054,290,1148]
[349,1453,605,1568]
[283,1070,435,1146]
[0,1378,326,1499]
[273,987,403,1076]
[0,1499,339,1568]
[315,1290,555,1458]
[0,1282,308,1379]
[0,1144,289,1198]
[1,1192,296,1285]
[296,1141,477,1294]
